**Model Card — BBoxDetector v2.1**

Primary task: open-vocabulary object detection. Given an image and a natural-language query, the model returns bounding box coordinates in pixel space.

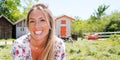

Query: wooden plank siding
[0,15,13,39]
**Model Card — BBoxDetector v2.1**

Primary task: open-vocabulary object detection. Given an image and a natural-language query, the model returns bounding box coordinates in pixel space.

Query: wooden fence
[84,32,120,39]
[97,32,120,38]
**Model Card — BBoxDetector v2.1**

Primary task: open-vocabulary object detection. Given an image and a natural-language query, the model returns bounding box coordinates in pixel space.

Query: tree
[91,4,109,21]
[104,11,120,32]
[0,0,39,22]
[105,20,120,32]
[0,0,21,22]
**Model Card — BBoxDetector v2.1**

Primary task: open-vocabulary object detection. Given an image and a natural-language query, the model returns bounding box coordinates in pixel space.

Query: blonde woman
[11,3,65,60]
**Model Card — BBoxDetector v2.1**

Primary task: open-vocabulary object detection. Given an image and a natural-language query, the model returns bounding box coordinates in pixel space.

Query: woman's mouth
[34,31,42,35]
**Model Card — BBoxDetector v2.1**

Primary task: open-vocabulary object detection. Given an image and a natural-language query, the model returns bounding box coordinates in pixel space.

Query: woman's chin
[31,34,43,41]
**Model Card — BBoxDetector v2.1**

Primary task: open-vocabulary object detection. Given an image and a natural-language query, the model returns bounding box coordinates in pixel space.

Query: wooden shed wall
[0,17,13,39]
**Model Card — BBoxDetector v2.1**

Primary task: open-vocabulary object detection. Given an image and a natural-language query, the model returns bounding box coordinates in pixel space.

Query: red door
[60,26,66,37]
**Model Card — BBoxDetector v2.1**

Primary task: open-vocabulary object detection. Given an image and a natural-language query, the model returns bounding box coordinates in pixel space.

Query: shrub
[117,51,120,55]
[69,49,75,53]
[108,48,117,54]
[77,49,81,54]
[109,34,120,41]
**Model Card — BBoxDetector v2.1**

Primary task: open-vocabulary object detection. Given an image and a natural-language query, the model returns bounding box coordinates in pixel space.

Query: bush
[109,34,120,41]
[77,49,81,54]
[104,20,120,32]
[69,49,75,53]
[108,48,117,54]
[117,51,120,55]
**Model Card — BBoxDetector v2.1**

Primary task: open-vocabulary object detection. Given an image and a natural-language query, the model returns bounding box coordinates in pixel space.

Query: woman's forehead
[29,9,46,18]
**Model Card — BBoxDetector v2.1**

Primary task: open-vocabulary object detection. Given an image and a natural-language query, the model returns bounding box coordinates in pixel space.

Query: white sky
[31,0,120,19]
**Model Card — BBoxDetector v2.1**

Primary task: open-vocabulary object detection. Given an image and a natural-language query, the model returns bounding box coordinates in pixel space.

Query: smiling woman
[11,3,65,60]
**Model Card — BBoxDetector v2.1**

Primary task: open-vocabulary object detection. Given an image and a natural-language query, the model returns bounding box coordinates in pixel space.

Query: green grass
[65,39,120,60]
[0,45,12,60]
[0,39,120,60]
[0,39,13,60]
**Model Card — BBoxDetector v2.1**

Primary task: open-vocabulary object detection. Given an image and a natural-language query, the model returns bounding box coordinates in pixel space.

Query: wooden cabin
[14,18,29,38]
[0,15,14,39]
[55,15,74,39]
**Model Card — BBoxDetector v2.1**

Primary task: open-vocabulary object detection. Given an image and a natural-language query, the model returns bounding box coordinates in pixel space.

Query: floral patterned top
[11,34,65,60]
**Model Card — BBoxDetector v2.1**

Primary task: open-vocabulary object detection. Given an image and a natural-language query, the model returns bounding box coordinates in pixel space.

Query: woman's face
[28,9,50,41]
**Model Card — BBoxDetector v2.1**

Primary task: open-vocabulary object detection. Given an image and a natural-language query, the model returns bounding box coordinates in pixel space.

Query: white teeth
[35,31,42,35]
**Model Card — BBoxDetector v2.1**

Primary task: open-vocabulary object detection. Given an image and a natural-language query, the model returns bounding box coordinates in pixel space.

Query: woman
[11,3,65,60]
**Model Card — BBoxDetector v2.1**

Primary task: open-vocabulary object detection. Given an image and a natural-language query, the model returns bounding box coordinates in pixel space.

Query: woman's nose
[35,22,40,28]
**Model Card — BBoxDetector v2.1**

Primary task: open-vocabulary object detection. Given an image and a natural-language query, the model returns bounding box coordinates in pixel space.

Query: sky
[35,0,120,19]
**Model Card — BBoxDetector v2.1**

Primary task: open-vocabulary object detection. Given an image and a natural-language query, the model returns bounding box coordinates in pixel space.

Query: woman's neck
[30,36,47,49]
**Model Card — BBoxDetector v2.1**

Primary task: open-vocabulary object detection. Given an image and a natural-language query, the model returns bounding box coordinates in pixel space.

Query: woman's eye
[41,19,45,22]
[29,21,34,23]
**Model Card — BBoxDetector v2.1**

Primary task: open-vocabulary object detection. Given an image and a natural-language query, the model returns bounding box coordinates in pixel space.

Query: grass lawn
[0,39,13,60]
[0,38,120,60]
[65,38,120,60]
[0,45,12,60]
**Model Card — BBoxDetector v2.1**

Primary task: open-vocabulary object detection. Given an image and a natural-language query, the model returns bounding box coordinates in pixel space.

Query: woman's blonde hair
[27,3,55,60]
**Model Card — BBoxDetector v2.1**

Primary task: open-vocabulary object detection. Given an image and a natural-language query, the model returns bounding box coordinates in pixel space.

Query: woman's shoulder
[11,33,32,60]
[54,36,64,45]
[14,33,30,44]
[12,33,30,49]
[54,36,65,49]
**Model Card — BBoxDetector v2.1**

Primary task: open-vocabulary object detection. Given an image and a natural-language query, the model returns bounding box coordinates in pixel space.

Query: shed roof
[0,15,14,25]
[55,15,74,21]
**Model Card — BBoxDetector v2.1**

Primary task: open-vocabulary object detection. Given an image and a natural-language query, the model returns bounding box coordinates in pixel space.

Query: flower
[22,48,25,53]
[15,50,19,55]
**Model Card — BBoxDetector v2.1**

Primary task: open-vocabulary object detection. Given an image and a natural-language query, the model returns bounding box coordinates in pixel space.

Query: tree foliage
[0,0,21,22]
[0,0,39,22]
[90,4,109,21]
[104,11,120,32]
[71,17,82,34]
[71,10,120,36]
[71,16,109,36]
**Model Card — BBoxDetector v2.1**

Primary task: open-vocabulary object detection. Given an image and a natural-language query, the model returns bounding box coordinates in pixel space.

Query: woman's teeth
[35,31,42,35]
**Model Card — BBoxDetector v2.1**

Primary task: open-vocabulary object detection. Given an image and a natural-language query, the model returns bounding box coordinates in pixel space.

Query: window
[20,27,24,31]
[23,28,24,31]
[61,20,66,24]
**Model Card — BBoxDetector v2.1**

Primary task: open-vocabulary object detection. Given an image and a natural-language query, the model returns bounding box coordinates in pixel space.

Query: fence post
[5,41,7,45]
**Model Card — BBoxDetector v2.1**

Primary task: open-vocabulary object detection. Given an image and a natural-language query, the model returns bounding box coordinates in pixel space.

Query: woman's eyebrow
[29,18,34,20]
